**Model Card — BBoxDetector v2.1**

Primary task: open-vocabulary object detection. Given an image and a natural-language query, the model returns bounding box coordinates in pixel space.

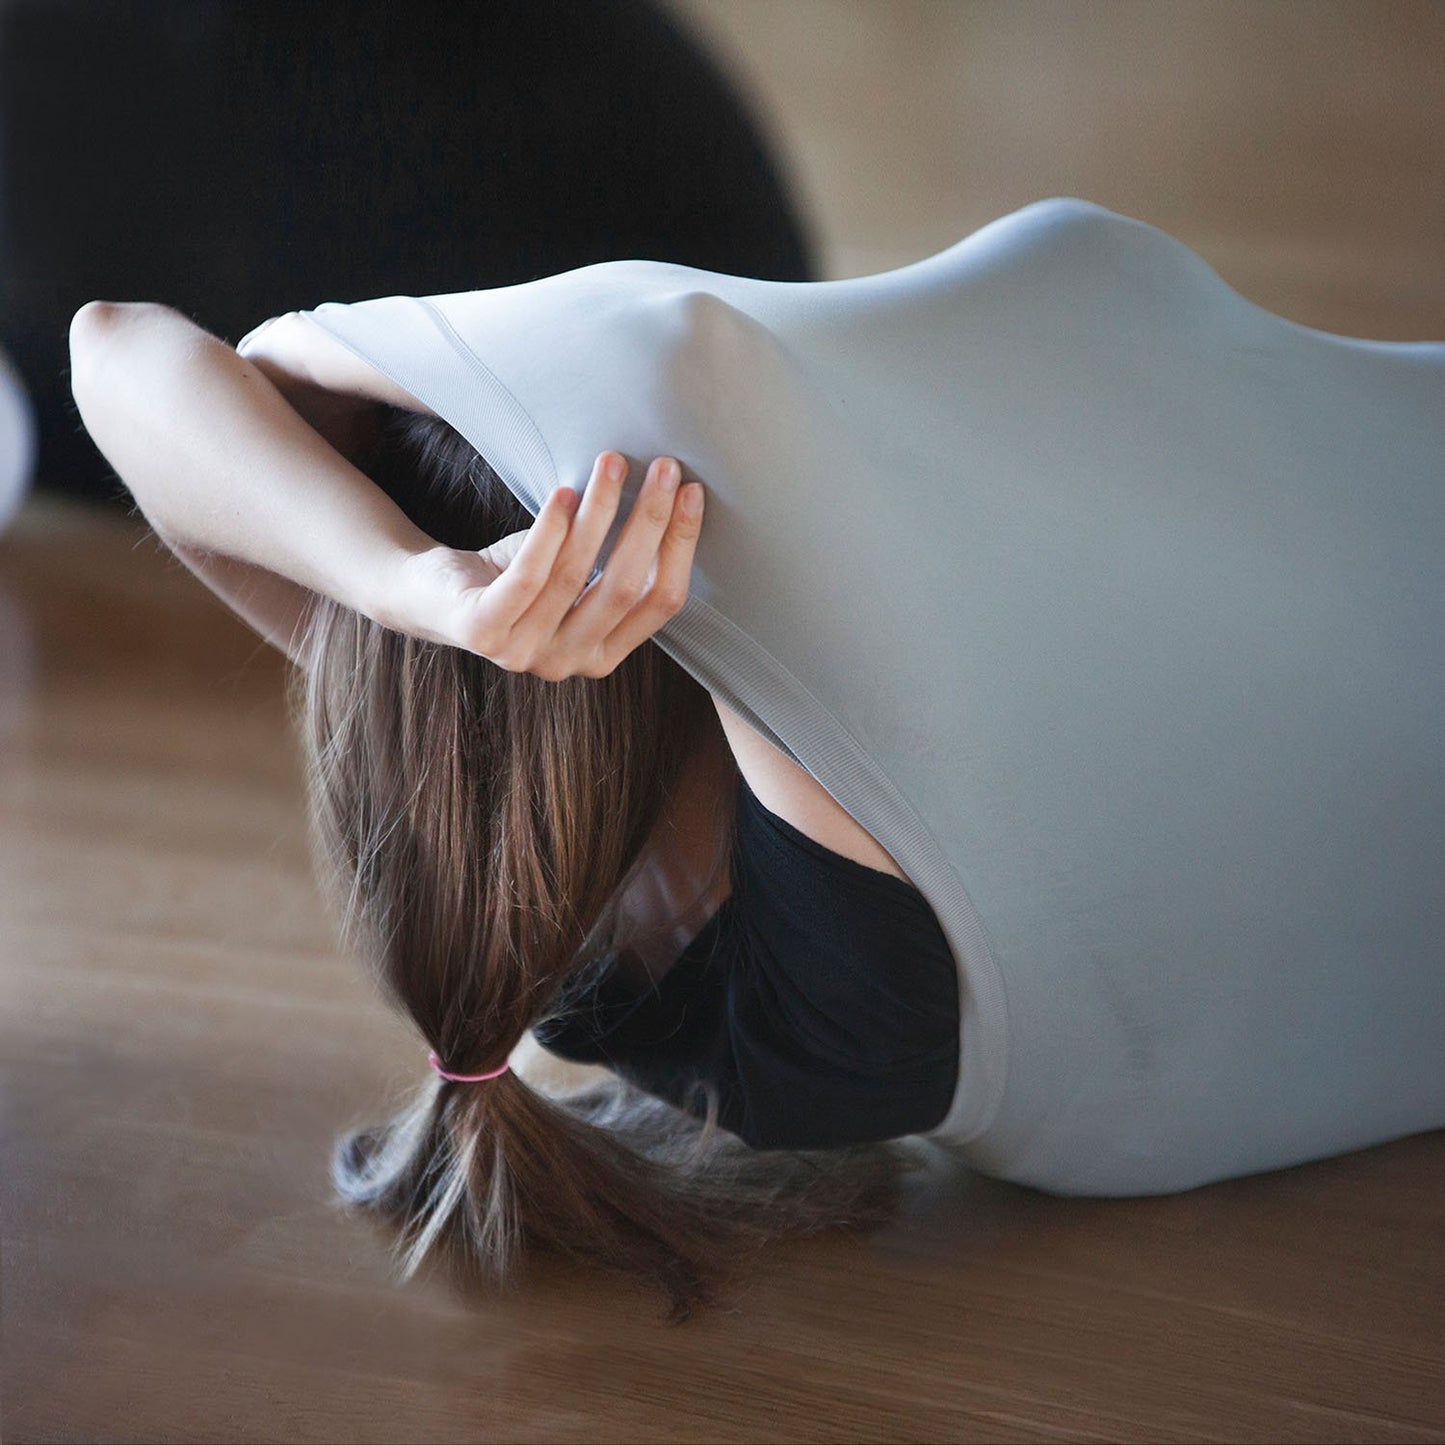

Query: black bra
[534,774,960,1149]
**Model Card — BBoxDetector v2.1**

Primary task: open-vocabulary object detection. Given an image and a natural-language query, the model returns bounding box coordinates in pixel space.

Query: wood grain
[4,3,1444,1439]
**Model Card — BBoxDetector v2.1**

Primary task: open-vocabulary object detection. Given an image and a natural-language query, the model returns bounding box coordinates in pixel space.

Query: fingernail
[659,459,681,492]
[682,483,704,517]
[606,454,626,484]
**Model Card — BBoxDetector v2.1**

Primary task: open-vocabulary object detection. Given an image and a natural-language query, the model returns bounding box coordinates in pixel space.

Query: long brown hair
[295,407,905,1319]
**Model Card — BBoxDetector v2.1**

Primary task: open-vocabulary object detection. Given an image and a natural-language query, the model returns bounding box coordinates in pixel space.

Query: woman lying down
[68,198,1445,1318]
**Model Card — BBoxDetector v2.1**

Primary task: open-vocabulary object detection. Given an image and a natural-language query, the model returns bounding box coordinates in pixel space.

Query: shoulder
[927,197,1223,304]
[709,695,916,886]
[960,196,1174,257]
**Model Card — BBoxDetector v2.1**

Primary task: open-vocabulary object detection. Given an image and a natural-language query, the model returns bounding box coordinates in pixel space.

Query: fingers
[502,450,630,641]
[507,450,652,645]
[547,455,703,675]
[578,472,704,674]
[571,454,681,616]
[456,478,579,642]
[453,450,703,678]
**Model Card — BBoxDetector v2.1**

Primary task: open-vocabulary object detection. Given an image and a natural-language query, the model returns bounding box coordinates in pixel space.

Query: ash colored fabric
[297,198,1445,1195]
[534,773,959,1149]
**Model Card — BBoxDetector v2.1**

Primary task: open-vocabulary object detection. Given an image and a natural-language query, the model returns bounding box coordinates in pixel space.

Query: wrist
[365,542,450,643]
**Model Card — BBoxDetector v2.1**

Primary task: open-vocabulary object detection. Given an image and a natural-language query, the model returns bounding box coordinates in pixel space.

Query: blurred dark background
[0,0,814,504]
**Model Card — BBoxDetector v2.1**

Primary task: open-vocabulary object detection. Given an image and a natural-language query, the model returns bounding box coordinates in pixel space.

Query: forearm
[68,301,435,617]
[163,535,317,665]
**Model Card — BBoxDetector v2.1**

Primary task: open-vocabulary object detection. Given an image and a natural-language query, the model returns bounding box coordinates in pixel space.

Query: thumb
[476,526,532,579]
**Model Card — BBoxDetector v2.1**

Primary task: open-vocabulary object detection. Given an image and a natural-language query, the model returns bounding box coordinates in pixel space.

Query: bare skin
[68,303,917,967]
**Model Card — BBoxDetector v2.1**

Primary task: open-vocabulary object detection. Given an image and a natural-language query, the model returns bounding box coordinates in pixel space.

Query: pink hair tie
[428,1050,510,1083]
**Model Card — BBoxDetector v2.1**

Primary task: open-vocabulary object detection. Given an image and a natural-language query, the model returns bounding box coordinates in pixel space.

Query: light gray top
[301,198,1445,1194]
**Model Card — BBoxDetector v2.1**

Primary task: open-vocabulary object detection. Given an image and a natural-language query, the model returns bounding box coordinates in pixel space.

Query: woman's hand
[68,302,705,678]
[237,313,708,678]
[388,451,706,681]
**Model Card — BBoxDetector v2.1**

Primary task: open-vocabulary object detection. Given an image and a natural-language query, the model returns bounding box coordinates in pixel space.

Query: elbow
[68,300,168,398]
[68,300,123,400]
[70,298,122,334]
[69,298,123,354]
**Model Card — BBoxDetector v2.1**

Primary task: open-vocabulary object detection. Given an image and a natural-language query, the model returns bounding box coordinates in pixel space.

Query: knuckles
[654,582,689,613]
[608,575,647,607]
[553,562,593,595]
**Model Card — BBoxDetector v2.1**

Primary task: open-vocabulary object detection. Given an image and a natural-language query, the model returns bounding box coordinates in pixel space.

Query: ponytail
[301,410,906,1318]
[331,1066,906,1320]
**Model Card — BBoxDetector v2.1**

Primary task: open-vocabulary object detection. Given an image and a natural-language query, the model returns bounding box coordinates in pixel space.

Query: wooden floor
[4,3,1444,1440]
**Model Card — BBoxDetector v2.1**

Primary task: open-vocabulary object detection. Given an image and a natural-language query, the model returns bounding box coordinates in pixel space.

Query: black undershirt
[535,774,960,1148]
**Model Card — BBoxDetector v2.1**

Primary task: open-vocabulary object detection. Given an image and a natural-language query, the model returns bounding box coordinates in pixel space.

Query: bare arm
[69,301,439,653]
[69,301,706,679]
[159,534,318,666]
[162,309,436,664]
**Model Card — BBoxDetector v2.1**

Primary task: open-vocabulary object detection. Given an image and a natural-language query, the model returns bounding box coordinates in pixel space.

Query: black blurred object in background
[0,0,814,503]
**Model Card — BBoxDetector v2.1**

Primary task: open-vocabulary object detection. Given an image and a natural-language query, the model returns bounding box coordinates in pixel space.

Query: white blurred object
[0,343,37,534]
